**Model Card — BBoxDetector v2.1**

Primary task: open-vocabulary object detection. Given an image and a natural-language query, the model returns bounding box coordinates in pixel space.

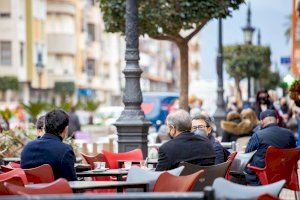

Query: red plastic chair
[257,194,280,200]
[0,169,28,195]
[0,169,28,185]
[5,178,72,195]
[81,152,109,181]
[1,165,14,173]
[23,164,54,184]
[102,149,143,169]
[81,153,113,193]
[9,162,21,168]
[225,151,237,180]
[81,152,107,170]
[0,162,21,173]
[247,147,300,191]
[0,176,24,195]
[153,170,204,192]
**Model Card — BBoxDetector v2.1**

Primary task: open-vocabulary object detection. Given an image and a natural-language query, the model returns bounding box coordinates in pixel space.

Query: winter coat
[221,112,254,142]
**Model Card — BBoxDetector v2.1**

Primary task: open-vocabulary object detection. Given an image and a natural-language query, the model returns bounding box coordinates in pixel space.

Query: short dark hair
[45,109,69,135]
[36,115,45,130]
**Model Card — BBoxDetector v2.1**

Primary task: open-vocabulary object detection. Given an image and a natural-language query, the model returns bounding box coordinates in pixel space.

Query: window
[20,42,24,66]
[1,41,12,65]
[87,24,95,42]
[87,59,95,77]
[0,0,11,18]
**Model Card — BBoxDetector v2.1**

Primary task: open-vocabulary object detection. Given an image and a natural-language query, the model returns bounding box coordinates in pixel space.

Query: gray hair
[191,113,214,128]
[166,109,192,132]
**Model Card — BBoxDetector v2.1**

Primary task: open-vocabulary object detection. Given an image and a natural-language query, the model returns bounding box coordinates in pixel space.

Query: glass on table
[140,160,147,169]
[94,162,106,169]
[124,161,132,169]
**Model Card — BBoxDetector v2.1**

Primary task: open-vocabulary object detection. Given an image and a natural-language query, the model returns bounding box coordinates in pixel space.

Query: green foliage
[22,102,47,122]
[261,71,281,90]
[0,124,36,158]
[99,0,244,36]
[84,100,100,112]
[224,45,271,80]
[0,108,13,121]
[75,100,86,110]
[58,101,73,112]
[0,76,19,91]
[100,0,244,110]
[54,81,75,94]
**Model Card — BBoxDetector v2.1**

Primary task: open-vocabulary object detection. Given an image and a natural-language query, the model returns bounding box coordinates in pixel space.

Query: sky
[200,0,291,80]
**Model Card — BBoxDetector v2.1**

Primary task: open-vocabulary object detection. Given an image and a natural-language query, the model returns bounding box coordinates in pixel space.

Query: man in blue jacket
[21,109,77,181]
[245,109,296,185]
[191,113,229,164]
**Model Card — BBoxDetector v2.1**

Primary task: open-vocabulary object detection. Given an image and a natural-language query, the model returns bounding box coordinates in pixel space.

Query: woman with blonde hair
[241,108,260,132]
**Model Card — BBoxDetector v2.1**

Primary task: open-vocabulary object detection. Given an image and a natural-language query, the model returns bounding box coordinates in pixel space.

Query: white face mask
[194,128,207,137]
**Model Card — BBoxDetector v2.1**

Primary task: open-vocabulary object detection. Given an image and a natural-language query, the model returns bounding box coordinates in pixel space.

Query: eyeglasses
[192,125,209,130]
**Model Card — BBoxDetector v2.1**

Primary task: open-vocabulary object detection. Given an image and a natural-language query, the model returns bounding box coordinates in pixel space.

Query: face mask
[194,128,207,137]
[259,98,268,105]
[295,100,300,107]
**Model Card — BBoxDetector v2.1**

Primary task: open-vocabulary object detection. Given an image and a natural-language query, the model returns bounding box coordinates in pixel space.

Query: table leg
[116,186,123,193]
[116,174,123,181]
[143,184,149,192]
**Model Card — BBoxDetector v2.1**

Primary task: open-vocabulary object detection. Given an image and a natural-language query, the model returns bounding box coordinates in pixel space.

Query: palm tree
[284,15,291,43]
[22,102,47,123]
[85,100,100,125]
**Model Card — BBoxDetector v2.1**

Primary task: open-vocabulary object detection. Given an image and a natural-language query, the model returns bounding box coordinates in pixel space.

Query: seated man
[155,110,215,171]
[21,109,77,181]
[191,113,229,164]
[36,115,45,138]
[245,109,296,185]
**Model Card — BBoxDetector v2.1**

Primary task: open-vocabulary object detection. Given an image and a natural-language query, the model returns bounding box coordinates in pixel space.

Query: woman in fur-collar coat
[221,111,254,142]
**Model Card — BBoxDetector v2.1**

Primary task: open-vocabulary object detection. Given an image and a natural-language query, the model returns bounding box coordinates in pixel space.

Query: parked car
[141,92,179,130]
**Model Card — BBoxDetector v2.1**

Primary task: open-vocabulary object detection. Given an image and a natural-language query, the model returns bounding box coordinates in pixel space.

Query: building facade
[0,0,200,106]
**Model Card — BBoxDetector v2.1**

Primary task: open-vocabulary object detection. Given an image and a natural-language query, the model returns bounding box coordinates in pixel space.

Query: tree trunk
[176,41,189,111]
[88,113,94,125]
[234,78,242,106]
[4,119,9,130]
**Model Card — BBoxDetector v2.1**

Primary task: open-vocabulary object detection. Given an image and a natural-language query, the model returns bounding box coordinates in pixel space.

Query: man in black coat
[155,110,215,171]
[245,109,296,185]
[21,109,77,181]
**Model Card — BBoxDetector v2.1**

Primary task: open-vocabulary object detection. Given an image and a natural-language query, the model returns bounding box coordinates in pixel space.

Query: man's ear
[62,126,69,137]
[208,126,212,132]
[65,126,69,133]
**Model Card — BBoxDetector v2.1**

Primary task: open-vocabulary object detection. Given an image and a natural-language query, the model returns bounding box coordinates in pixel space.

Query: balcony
[47,34,76,55]
[47,1,75,16]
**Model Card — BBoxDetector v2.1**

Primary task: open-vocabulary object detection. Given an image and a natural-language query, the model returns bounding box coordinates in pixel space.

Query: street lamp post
[242,4,255,100]
[114,0,151,158]
[214,18,226,136]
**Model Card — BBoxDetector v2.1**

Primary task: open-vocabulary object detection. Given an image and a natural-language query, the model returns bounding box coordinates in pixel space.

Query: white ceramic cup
[94,162,106,169]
